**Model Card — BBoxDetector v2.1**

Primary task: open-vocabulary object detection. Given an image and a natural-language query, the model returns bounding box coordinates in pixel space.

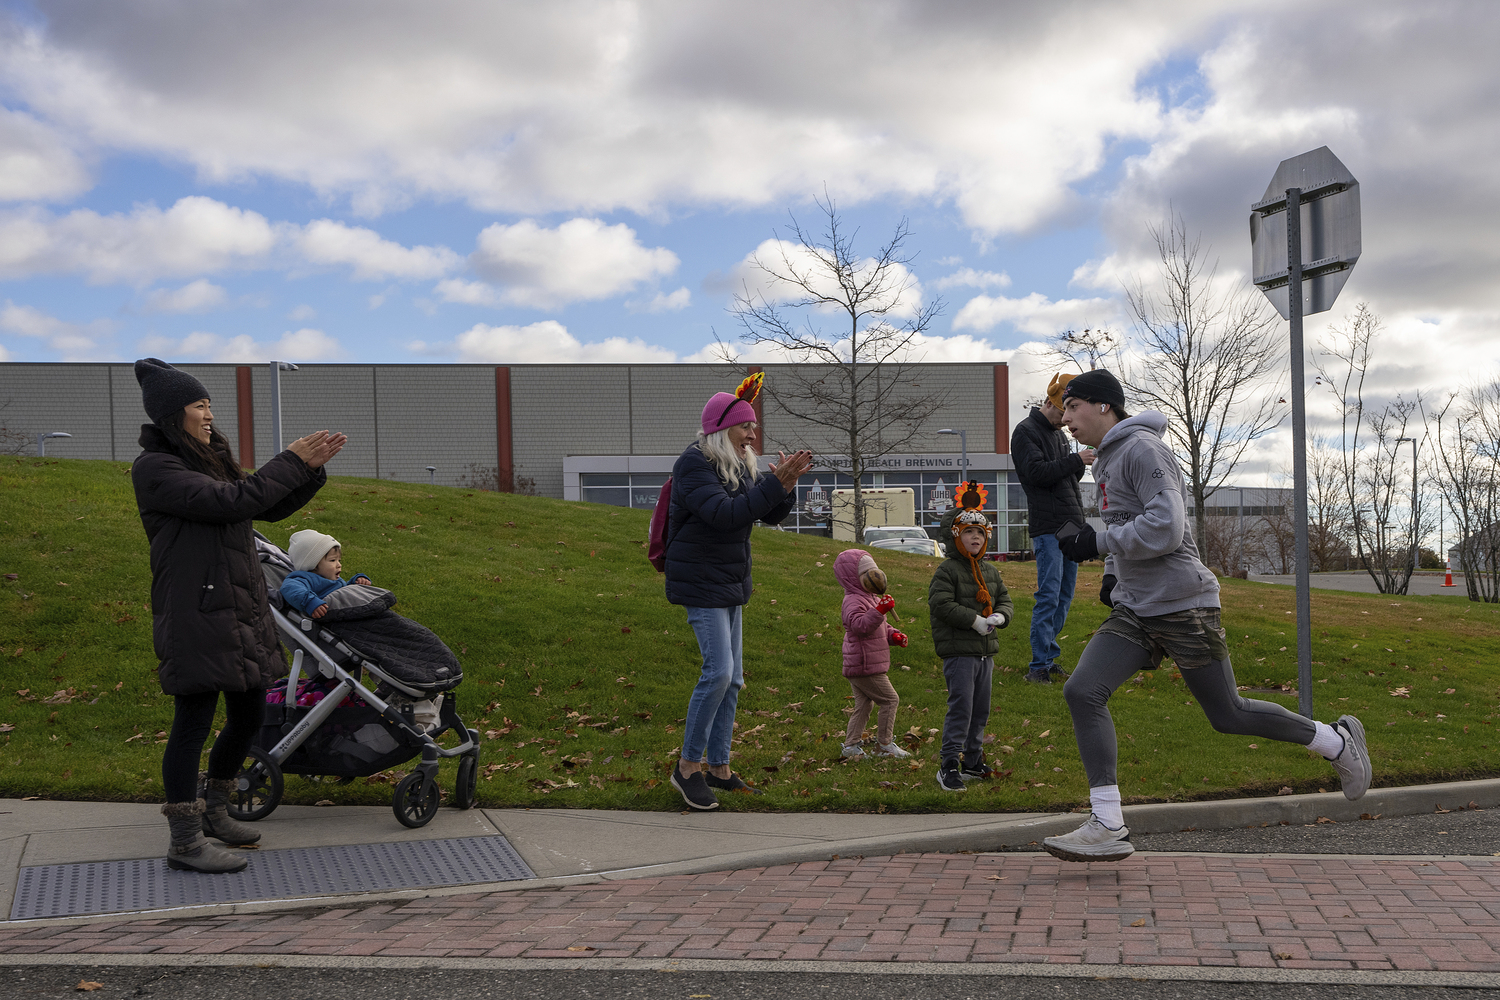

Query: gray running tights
[1063,632,1316,788]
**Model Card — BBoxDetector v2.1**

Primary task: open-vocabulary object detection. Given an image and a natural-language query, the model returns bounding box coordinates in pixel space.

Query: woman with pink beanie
[663,373,813,810]
[834,549,913,759]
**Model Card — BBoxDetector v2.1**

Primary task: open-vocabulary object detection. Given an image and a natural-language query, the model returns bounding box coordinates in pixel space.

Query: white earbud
[1100,404,1107,413]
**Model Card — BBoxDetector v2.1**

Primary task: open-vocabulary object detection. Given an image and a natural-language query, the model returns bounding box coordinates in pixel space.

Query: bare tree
[1122,217,1285,547]
[1314,304,1430,594]
[728,196,947,541]
[1306,437,1355,572]
[0,400,31,456]
[1021,326,1125,386]
[1427,381,1500,602]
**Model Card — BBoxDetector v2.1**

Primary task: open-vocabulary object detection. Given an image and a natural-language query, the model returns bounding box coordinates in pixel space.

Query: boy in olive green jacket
[928,505,1014,791]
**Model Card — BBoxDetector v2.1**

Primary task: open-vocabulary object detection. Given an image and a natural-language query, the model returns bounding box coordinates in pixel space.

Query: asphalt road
[1250,572,1472,596]
[2,965,1495,1000]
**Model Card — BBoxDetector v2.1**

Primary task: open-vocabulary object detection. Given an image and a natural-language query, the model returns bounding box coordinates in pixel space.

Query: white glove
[971,614,995,636]
[986,612,1008,630]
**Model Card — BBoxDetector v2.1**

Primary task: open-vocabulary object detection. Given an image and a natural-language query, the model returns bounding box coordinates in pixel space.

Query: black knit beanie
[1060,368,1126,410]
[134,358,210,425]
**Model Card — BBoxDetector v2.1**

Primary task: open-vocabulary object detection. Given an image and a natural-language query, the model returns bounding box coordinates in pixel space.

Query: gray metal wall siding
[755,363,996,456]
[264,365,379,477]
[629,365,725,454]
[2,361,1001,494]
[511,367,632,497]
[0,362,241,462]
[374,366,496,486]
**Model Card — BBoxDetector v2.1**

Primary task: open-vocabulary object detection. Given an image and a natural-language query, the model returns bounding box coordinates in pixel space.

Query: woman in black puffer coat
[131,359,344,873]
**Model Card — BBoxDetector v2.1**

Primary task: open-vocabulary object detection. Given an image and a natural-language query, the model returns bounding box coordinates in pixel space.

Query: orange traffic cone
[1443,559,1456,587]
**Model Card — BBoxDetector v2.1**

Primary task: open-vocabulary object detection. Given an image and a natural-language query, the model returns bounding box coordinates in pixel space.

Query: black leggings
[162,689,266,803]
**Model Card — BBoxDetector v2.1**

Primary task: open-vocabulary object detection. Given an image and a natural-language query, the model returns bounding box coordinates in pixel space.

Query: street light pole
[36,432,72,457]
[1397,436,1419,572]
[937,428,967,480]
[269,360,300,454]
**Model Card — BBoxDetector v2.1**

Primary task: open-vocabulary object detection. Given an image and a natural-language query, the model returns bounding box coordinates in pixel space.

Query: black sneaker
[704,771,764,795]
[1025,669,1053,684]
[670,765,720,810]
[960,753,992,780]
[1046,662,1071,682]
[936,759,967,792]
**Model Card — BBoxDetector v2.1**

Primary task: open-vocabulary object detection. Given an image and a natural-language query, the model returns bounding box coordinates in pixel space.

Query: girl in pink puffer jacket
[834,549,913,759]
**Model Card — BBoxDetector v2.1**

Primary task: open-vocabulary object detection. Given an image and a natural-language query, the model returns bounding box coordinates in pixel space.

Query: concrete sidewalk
[4,777,1500,922]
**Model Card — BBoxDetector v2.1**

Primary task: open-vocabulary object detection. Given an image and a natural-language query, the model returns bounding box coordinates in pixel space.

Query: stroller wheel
[227,746,284,822]
[454,754,479,810]
[393,771,440,828]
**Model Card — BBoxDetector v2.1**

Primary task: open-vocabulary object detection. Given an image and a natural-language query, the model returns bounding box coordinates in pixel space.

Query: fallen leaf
[1276,786,1293,795]
[620,626,632,634]
[315,799,335,806]
[1130,918,1146,927]
[566,945,595,952]
[0,724,12,733]
[1037,729,1050,739]
[75,982,104,992]
[986,875,1007,881]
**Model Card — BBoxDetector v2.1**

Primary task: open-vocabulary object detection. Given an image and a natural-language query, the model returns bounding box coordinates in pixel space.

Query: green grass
[3,455,1499,814]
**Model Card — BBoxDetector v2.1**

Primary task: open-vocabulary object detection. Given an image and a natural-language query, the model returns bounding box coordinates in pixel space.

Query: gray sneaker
[1042,815,1134,863]
[1329,714,1371,800]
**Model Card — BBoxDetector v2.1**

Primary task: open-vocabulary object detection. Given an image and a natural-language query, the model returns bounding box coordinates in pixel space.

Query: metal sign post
[1250,147,1360,719]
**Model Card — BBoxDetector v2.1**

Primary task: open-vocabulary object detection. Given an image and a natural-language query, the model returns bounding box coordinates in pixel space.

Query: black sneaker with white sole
[936,758,967,792]
[671,765,720,810]
[960,752,992,780]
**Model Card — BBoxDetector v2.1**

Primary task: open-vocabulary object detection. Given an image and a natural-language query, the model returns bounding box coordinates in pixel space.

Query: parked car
[862,526,942,557]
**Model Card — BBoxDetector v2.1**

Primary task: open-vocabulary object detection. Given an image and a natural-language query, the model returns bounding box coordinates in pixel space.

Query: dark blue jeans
[1029,532,1078,673]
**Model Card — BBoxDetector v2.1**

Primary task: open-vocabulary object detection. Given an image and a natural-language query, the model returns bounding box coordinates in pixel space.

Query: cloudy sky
[1,0,1497,477]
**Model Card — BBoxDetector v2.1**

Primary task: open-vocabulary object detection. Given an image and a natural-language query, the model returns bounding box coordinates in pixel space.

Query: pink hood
[834,549,894,677]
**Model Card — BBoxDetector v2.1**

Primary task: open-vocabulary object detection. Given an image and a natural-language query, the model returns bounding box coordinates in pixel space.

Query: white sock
[1307,720,1345,759]
[1090,784,1124,829]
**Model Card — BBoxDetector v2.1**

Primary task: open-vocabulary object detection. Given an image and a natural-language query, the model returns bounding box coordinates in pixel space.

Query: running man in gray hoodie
[1039,369,1372,863]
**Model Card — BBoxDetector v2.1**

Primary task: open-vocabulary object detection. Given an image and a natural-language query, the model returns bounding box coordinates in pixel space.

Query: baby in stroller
[230,531,480,828]
[280,529,372,619]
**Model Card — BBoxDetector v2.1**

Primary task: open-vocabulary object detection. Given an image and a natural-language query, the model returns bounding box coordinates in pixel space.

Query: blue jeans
[682,605,744,767]
[1029,532,1078,674]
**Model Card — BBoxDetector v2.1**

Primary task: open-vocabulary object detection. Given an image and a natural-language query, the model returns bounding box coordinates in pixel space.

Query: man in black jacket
[1010,372,1095,683]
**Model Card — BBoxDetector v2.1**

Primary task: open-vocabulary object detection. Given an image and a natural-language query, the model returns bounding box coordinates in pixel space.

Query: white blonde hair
[697,425,759,492]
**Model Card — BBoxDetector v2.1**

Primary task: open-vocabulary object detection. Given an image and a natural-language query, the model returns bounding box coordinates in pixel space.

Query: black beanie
[134,358,210,425]
[1061,368,1126,410]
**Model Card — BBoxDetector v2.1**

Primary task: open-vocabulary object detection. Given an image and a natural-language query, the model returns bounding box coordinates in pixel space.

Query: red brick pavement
[2,854,1499,972]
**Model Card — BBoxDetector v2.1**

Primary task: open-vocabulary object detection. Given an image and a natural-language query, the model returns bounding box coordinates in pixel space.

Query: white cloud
[0,299,110,359]
[0,196,468,287]
[0,4,1195,231]
[628,286,691,313]
[0,106,91,202]
[288,303,316,320]
[0,197,276,285]
[434,278,501,307]
[141,278,228,314]
[467,218,679,309]
[422,320,679,363]
[951,291,1122,337]
[932,268,1011,292]
[138,326,343,363]
[730,238,925,319]
[297,219,460,280]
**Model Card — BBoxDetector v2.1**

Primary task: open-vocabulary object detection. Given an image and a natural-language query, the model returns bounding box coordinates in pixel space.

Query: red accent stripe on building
[495,366,513,491]
[993,364,1009,454]
[235,366,255,468]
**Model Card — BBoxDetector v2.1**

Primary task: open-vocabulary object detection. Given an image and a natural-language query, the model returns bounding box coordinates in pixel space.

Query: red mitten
[875,595,896,614]
[888,629,908,648]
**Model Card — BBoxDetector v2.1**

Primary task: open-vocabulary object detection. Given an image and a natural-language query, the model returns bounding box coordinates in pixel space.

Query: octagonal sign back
[1249,146,1360,320]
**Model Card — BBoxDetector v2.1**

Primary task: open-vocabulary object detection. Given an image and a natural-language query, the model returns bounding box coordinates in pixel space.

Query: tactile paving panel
[9,834,535,920]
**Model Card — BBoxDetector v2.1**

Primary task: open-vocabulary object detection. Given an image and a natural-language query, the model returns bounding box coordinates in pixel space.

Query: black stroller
[227,532,480,828]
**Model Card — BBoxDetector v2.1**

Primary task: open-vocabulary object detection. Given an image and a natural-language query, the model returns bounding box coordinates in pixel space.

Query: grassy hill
[2,454,1498,814]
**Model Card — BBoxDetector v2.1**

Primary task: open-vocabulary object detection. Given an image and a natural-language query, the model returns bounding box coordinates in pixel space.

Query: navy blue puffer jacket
[663,443,796,607]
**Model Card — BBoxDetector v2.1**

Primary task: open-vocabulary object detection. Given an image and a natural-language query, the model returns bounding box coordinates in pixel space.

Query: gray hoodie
[1091,410,1219,616]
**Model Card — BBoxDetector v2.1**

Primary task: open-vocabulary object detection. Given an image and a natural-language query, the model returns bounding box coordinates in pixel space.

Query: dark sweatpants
[940,655,992,764]
[1063,631,1315,788]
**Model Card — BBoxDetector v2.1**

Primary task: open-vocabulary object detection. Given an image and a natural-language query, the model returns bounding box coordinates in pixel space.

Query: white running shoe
[876,743,912,759]
[1329,714,1371,800]
[1042,815,1134,863]
[840,744,866,759]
